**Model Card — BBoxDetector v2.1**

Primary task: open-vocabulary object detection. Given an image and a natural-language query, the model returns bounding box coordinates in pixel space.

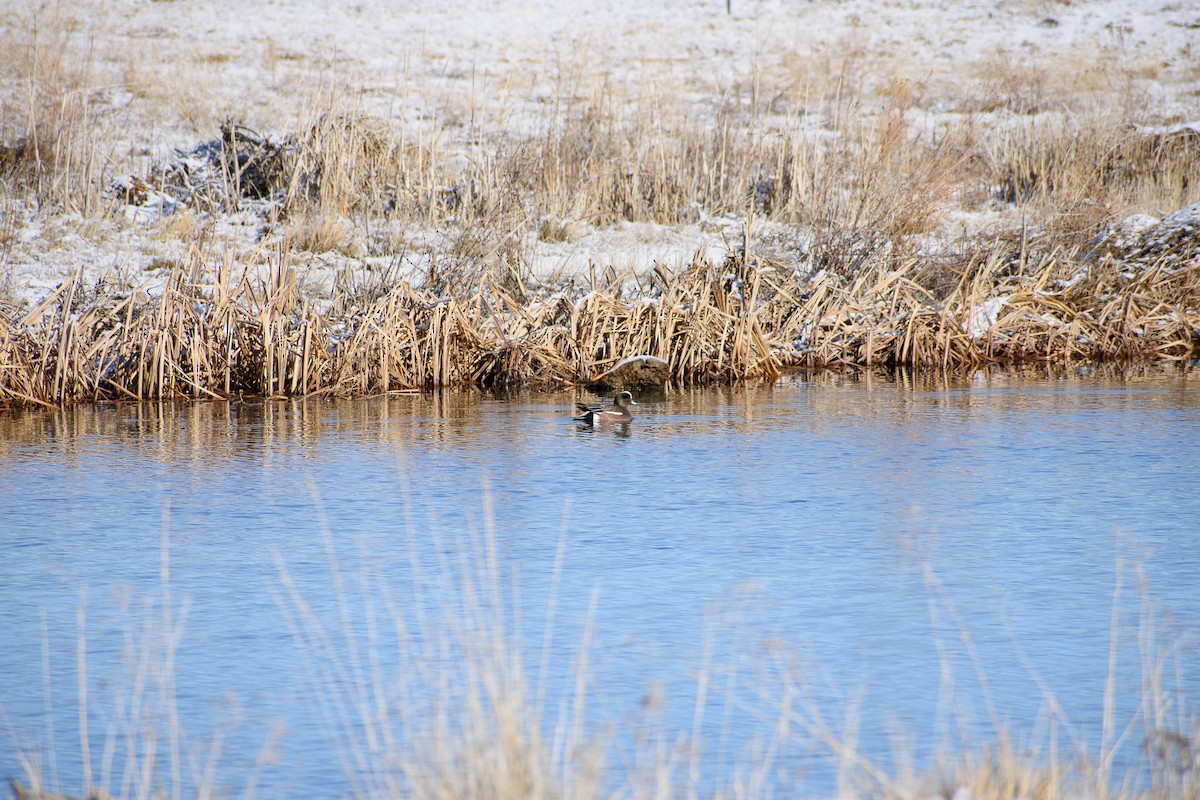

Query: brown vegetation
[2,3,1199,408]
[1,239,1197,407]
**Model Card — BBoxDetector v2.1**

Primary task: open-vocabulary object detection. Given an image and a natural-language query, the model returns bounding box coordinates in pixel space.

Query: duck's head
[614,391,636,408]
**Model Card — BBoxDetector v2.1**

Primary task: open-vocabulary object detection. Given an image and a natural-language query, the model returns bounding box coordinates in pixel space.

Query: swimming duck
[573,390,636,425]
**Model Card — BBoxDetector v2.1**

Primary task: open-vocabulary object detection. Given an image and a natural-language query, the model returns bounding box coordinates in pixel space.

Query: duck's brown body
[573,391,636,425]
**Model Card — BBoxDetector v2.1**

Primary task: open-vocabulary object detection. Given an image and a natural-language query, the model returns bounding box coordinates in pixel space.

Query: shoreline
[3,0,1199,407]
[3,238,1197,408]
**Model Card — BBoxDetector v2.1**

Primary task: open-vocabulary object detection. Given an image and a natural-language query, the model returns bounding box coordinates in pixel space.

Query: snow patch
[968,297,1009,338]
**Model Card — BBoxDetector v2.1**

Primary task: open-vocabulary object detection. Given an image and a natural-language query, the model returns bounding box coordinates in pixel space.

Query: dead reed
[3,1,1199,409]
[0,0,116,215]
[1,238,1197,407]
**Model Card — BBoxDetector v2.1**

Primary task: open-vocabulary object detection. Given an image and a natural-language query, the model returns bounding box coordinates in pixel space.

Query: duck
[573,390,636,425]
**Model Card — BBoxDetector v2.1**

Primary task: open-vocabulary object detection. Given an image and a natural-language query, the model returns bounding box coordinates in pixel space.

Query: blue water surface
[1,366,1198,798]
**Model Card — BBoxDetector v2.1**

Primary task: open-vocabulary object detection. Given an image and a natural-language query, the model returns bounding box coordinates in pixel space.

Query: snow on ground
[2,0,1198,310]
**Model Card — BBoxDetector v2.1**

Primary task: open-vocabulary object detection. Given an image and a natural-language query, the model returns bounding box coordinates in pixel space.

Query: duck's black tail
[572,403,600,424]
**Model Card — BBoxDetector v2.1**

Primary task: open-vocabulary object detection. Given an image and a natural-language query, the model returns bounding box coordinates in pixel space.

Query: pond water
[2,366,1199,799]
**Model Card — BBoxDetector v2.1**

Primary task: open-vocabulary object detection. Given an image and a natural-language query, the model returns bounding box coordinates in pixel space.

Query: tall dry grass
[2,240,1198,407]
[2,3,1199,407]
[8,502,1200,800]
[0,1,117,214]
[2,0,1195,235]
[987,118,1200,251]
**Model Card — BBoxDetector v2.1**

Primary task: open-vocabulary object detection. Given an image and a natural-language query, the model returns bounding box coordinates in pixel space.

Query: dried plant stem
[2,245,1197,407]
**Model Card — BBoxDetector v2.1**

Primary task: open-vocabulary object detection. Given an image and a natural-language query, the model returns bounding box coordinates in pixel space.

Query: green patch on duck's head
[614,391,635,406]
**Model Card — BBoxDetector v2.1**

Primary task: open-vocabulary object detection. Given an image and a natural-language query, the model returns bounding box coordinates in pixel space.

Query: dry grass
[2,0,1195,235]
[986,118,1200,250]
[1,238,1198,406]
[0,1,117,214]
[8,500,1200,800]
[1,1,1199,407]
